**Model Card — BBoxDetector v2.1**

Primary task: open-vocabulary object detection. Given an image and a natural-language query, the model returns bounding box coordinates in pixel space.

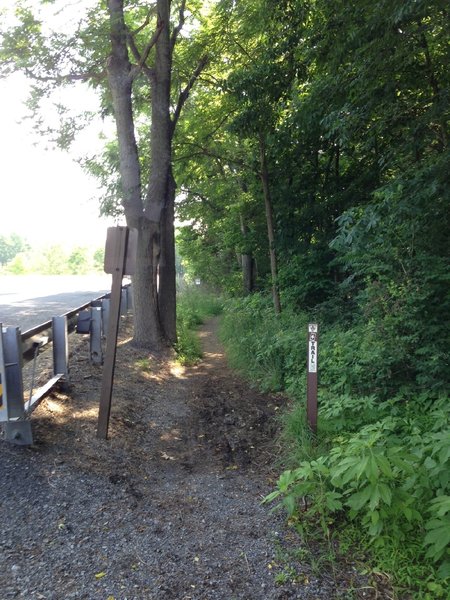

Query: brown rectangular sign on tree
[104,226,137,276]
[307,323,318,434]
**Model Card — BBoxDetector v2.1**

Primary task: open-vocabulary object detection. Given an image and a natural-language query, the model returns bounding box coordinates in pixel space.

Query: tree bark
[107,0,170,351]
[417,23,448,149]
[240,214,254,295]
[144,0,172,225]
[141,0,175,348]
[107,0,143,228]
[107,0,201,350]
[133,219,164,348]
[241,254,254,294]
[259,134,281,314]
[158,167,177,344]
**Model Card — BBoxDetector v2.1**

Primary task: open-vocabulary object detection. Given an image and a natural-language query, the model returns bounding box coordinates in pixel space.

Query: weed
[222,294,450,596]
[135,358,151,372]
[175,287,223,364]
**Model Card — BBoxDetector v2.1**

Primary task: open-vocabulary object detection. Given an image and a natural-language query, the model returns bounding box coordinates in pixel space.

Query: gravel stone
[1,317,373,599]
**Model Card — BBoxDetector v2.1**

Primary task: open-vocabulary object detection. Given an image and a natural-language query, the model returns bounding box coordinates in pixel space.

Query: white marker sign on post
[307,323,319,434]
[308,324,318,373]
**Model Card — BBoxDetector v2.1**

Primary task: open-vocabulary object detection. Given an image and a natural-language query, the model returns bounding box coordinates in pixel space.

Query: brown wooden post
[307,323,318,434]
[97,227,129,439]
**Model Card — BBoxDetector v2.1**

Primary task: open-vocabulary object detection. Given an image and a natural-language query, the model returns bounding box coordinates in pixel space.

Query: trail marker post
[97,226,136,439]
[307,323,318,435]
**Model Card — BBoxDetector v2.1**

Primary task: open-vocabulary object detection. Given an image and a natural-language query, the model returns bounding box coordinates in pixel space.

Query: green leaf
[437,560,450,580]
[424,526,450,556]
[364,455,379,484]
[378,483,392,506]
[325,491,343,512]
[368,485,381,511]
[429,496,450,517]
[346,484,373,512]
[424,456,437,470]
[283,494,297,516]
[376,454,393,479]
[263,490,282,504]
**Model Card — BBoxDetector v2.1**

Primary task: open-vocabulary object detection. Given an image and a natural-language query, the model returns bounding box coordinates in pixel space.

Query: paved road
[0,275,113,332]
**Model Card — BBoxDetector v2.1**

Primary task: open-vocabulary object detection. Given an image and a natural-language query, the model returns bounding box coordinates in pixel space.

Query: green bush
[266,400,450,586]
[220,293,450,594]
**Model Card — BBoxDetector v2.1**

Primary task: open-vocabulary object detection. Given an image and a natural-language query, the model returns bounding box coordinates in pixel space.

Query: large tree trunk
[107,0,198,350]
[259,134,281,314]
[107,0,143,227]
[158,167,177,344]
[108,0,161,350]
[107,0,176,351]
[142,0,175,348]
[145,0,172,225]
[240,214,254,295]
[133,219,163,348]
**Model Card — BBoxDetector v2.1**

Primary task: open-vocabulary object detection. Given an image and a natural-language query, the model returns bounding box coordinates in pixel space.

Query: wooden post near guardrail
[306,323,318,435]
[97,226,136,439]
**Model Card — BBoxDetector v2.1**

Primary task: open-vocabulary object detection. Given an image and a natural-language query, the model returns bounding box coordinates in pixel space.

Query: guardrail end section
[0,323,7,423]
[2,420,33,445]
[1,326,25,421]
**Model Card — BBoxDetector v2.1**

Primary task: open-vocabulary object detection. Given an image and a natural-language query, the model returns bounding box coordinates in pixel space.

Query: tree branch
[173,141,248,170]
[24,67,105,84]
[201,109,238,141]
[170,54,209,136]
[179,186,226,216]
[170,0,186,51]
[138,21,164,67]
[106,0,144,227]
[130,8,156,36]
[126,22,163,81]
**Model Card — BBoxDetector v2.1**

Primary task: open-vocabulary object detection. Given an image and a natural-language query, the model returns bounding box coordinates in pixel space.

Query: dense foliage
[0,240,104,275]
[0,234,29,266]
[174,0,449,595]
[220,296,449,594]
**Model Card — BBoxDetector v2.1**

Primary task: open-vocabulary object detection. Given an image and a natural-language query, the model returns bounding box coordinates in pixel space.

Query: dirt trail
[0,317,359,599]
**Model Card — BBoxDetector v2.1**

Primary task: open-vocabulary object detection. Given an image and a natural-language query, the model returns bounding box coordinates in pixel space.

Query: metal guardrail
[0,284,132,445]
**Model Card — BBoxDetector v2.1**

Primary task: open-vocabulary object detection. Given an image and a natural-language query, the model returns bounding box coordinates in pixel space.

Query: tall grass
[220,293,450,596]
[175,287,223,365]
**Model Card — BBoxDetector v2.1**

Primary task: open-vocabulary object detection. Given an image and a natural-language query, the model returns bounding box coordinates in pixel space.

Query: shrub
[220,292,450,593]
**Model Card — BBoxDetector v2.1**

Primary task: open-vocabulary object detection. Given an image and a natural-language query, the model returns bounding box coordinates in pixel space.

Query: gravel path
[0,318,366,599]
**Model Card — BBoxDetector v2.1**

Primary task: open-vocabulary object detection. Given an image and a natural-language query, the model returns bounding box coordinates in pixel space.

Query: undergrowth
[175,287,223,365]
[220,294,450,598]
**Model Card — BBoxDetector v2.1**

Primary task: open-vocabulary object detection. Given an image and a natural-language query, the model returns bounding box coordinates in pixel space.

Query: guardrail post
[0,324,9,423]
[90,307,103,365]
[126,285,133,311]
[1,324,33,445]
[102,298,110,338]
[120,288,128,315]
[2,326,25,419]
[52,316,68,381]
